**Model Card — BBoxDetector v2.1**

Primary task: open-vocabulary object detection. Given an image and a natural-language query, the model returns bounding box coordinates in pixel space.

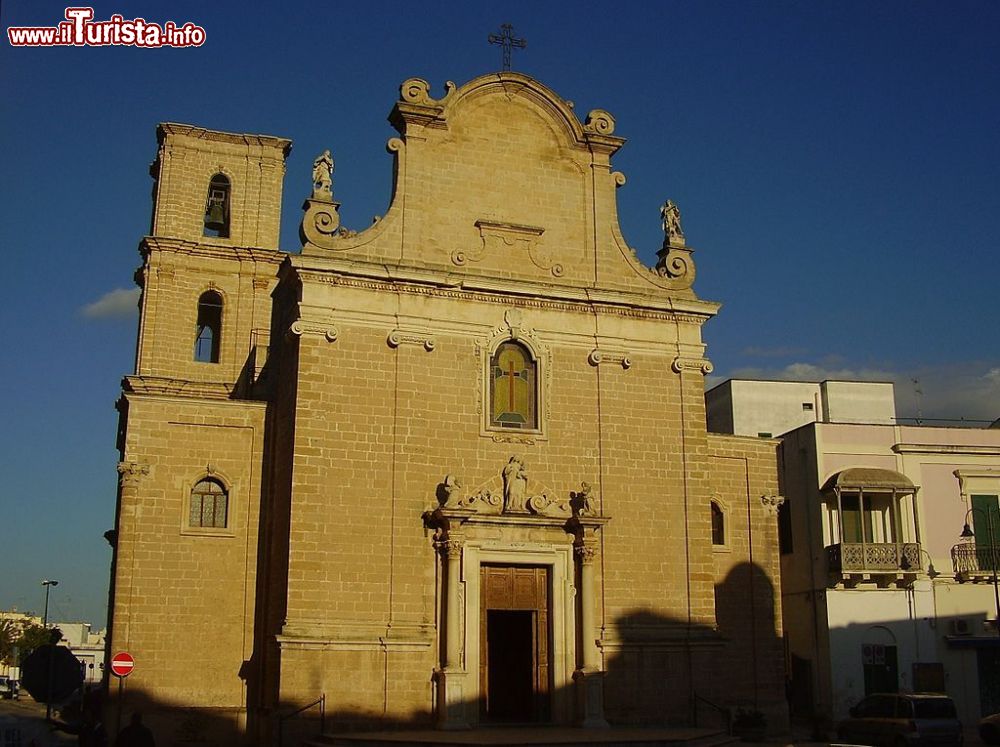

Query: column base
[433,669,471,730]
[573,668,609,728]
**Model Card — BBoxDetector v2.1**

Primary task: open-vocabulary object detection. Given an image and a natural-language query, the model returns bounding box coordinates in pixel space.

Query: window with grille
[189,478,228,529]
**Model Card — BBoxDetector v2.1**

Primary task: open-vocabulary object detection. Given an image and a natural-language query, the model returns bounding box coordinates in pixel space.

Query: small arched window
[203,174,231,238]
[190,478,228,528]
[194,290,223,363]
[490,341,537,430]
[711,501,725,546]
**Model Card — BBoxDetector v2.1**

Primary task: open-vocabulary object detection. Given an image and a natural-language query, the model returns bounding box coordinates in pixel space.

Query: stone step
[304,726,737,747]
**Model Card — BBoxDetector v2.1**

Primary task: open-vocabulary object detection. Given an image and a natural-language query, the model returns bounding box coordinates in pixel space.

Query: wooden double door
[479,564,551,723]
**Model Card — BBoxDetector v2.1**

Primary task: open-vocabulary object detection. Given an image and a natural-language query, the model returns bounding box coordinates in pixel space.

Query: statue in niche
[660,199,684,244]
[502,455,529,513]
[312,149,334,200]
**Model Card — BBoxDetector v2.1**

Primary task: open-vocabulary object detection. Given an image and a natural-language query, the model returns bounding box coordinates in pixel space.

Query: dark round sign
[20,645,84,703]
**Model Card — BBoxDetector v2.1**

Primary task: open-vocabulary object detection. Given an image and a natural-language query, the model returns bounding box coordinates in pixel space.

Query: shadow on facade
[97,561,783,746]
[787,605,1000,728]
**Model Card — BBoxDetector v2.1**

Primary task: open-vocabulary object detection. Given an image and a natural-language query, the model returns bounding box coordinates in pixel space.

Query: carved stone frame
[475,309,551,442]
[461,540,577,726]
[179,467,237,538]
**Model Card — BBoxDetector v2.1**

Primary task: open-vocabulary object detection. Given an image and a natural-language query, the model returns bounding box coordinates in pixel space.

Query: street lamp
[40,579,59,722]
[960,508,1000,638]
[41,580,58,628]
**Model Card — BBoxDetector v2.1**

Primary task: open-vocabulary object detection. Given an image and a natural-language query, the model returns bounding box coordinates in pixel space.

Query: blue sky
[1,1,998,625]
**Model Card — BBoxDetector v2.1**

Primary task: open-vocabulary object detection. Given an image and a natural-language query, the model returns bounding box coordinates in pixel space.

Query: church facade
[108,72,787,745]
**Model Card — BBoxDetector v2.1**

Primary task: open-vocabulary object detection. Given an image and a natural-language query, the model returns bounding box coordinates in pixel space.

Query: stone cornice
[122,375,268,405]
[158,122,292,154]
[286,257,719,323]
[141,236,286,264]
[893,443,1000,456]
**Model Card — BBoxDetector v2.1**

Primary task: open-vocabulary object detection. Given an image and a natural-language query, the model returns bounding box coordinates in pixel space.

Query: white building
[707,380,1000,729]
[57,623,106,686]
[0,612,106,686]
[705,379,896,438]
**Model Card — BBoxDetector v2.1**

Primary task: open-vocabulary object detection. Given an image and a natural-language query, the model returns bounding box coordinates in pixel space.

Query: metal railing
[693,692,731,734]
[952,543,1000,576]
[827,542,921,572]
[277,694,325,747]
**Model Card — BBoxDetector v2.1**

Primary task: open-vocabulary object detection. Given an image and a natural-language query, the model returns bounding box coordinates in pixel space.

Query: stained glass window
[490,341,537,430]
[190,478,228,529]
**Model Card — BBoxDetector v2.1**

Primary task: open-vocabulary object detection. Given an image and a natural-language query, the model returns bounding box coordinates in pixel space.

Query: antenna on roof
[911,378,923,425]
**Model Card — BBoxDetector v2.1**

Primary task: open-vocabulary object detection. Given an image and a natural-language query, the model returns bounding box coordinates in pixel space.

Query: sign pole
[116,675,124,739]
[109,652,135,741]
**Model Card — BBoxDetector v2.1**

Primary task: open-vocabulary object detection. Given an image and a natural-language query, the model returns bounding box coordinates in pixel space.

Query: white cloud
[740,345,809,359]
[727,362,897,384]
[81,288,140,319]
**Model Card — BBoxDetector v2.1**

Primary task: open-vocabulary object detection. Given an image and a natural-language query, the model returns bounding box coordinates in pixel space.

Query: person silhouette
[116,712,154,747]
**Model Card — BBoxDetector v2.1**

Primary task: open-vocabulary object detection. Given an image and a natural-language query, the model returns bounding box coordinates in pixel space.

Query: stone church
[108,72,787,745]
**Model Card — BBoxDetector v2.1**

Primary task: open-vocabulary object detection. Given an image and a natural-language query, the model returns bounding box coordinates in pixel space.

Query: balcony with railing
[822,468,921,583]
[951,542,1000,580]
[827,542,922,573]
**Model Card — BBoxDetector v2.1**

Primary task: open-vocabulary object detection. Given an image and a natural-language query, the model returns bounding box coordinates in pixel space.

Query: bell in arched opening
[203,174,231,237]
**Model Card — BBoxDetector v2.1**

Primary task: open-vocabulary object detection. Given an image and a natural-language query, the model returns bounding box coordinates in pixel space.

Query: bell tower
[132,123,292,383]
[149,123,290,248]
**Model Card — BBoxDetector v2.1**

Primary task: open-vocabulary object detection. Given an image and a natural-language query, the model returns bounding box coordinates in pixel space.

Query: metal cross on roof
[488,24,526,71]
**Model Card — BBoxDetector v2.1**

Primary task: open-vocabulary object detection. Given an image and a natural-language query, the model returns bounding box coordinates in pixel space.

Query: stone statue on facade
[660,199,684,245]
[502,455,529,513]
[574,481,598,517]
[312,149,334,200]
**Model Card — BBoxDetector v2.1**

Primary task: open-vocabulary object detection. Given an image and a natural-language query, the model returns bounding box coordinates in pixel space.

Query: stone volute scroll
[671,355,714,376]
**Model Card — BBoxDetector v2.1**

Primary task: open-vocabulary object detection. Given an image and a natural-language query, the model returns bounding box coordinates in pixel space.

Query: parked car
[980,713,1000,745]
[836,693,962,747]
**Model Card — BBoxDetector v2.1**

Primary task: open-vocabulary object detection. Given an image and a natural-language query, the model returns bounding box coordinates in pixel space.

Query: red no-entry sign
[110,652,135,678]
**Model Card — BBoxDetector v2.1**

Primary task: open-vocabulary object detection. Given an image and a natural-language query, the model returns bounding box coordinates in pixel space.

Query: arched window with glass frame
[490,340,537,430]
[189,477,228,529]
